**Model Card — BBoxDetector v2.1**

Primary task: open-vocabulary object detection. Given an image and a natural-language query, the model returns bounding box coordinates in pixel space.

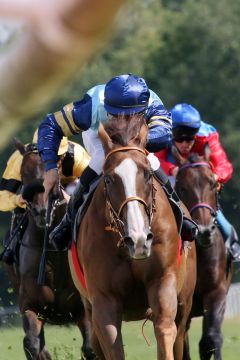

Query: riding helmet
[171,103,201,138]
[104,74,150,115]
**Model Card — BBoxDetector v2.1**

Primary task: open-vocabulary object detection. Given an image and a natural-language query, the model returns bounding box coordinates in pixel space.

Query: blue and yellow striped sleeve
[38,94,93,171]
[146,100,172,152]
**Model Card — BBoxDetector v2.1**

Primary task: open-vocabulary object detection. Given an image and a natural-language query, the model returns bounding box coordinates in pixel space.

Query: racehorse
[69,116,196,360]
[7,140,95,360]
[173,145,233,360]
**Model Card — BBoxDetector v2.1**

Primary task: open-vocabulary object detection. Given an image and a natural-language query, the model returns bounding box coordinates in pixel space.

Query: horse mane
[104,115,147,147]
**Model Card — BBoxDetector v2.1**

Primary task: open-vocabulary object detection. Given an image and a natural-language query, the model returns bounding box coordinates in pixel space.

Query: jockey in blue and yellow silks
[38,74,198,250]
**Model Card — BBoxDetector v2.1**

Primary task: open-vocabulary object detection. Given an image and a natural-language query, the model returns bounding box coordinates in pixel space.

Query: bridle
[103,146,155,246]
[21,144,67,228]
[177,161,219,219]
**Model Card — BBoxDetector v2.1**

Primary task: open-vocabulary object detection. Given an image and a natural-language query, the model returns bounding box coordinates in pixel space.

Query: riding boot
[50,166,98,250]
[226,227,240,261]
[0,247,15,265]
[0,209,27,265]
[153,167,198,241]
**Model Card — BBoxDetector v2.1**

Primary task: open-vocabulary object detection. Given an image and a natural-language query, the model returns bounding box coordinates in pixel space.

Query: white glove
[147,153,160,171]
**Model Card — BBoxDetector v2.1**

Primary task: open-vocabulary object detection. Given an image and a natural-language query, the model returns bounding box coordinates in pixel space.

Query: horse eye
[144,170,152,182]
[104,176,113,186]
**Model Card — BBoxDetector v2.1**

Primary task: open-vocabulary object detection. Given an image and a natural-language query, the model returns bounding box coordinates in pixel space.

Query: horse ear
[171,144,187,166]
[138,122,148,148]
[14,137,26,155]
[203,142,211,161]
[98,123,113,153]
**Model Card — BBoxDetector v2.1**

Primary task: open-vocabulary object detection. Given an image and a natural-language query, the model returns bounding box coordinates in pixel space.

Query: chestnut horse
[6,141,95,360]
[69,116,196,360]
[173,146,232,360]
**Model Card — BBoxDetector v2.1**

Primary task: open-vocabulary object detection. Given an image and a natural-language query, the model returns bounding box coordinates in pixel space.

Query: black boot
[153,167,198,241]
[227,227,240,261]
[0,248,15,265]
[50,166,98,250]
[50,182,86,250]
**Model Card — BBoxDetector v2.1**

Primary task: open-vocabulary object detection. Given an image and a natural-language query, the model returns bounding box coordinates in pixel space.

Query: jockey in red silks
[155,103,240,261]
[37,75,198,250]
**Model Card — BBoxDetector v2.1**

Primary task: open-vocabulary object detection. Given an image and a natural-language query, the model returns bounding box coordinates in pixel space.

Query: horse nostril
[147,232,153,242]
[211,224,216,231]
[124,236,134,248]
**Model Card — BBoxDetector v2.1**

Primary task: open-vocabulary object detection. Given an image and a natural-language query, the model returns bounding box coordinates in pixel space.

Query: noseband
[104,146,155,246]
[178,162,218,217]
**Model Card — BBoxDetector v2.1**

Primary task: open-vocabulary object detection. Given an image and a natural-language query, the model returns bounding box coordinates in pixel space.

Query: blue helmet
[104,74,150,115]
[171,103,201,138]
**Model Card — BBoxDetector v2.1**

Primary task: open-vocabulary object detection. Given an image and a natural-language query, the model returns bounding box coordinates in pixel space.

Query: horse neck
[24,213,45,245]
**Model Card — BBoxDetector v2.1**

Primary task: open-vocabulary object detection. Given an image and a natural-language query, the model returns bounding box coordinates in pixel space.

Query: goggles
[174,136,195,143]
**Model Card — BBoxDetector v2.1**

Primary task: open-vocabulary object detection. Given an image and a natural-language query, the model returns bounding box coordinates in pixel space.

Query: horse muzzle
[196,223,217,248]
[124,231,153,259]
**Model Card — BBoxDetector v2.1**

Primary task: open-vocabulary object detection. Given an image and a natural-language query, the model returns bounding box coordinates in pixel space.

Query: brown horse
[69,116,196,360]
[6,141,95,360]
[173,146,232,360]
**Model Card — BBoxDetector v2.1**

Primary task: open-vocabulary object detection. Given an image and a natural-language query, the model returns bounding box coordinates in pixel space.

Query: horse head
[98,115,154,259]
[15,139,46,228]
[173,143,219,247]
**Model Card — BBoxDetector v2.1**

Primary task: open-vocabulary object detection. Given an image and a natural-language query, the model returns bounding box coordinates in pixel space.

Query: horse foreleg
[92,294,124,360]
[22,310,51,360]
[76,316,97,360]
[147,275,178,360]
[199,288,226,360]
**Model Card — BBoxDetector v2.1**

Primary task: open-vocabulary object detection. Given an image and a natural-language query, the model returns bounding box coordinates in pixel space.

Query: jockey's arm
[0,150,26,211]
[71,142,91,178]
[38,94,93,200]
[207,131,233,184]
[145,99,172,153]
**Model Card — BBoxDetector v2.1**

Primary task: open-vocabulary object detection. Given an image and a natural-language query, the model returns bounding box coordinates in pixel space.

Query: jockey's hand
[15,194,27,208]
[214,173,219,182]
[43,168,60,203]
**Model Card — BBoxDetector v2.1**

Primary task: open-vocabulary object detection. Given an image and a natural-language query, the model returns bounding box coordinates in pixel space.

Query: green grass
[0,318,240,359]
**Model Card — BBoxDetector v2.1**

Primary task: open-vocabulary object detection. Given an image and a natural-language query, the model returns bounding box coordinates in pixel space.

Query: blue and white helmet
[104,74,150,115]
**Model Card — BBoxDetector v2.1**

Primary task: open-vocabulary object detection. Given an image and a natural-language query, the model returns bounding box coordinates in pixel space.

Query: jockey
[38,74,198,250]
[155,103,240,261]
[0,130,90,264]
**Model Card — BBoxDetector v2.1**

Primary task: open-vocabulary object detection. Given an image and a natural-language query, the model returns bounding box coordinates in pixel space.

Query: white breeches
[82,128,105,175]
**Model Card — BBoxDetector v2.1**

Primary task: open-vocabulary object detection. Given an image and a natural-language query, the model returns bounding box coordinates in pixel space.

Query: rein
[104,146,155,247]
[178,161,212,173]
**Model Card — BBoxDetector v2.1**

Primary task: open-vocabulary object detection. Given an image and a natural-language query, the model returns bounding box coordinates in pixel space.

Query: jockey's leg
[50,166,99,250]
[51,128,105,250]
[216,210,240,261]
[150,160,198,242]
[0,209,27,265]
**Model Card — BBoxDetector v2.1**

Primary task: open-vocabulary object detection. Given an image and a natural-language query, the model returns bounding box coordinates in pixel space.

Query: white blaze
[114,158,147,246]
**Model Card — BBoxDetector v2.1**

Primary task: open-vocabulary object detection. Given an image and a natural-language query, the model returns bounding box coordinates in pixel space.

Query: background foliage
[0,0,240,304]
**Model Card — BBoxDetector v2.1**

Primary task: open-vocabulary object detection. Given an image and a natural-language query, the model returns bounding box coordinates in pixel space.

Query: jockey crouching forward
[38,74,198,251]
[155,103,240,261]
[0,131,90,264]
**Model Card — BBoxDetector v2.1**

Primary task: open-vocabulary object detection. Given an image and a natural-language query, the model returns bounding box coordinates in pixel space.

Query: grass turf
[0,317,239,359]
